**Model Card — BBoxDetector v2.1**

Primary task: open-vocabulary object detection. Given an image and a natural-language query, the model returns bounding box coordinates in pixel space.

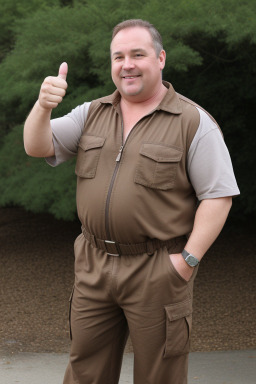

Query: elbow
[23,126,33,156]
[24,143,31,156]
[24,139,31,156]
[23,139,35,157]
[24,146,45,158]
[24,141,42,158]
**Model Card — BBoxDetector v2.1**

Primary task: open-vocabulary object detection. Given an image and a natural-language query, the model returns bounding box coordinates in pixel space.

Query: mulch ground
[0,207,255,356]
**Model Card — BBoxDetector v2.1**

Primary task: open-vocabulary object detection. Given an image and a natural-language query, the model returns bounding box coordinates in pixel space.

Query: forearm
[185,196,233,260]
[169,197,232,281]
[24,100,54,157]
[24,63,68,158]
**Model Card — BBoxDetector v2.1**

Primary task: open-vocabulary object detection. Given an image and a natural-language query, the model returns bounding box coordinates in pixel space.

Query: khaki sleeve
[46,102,91,166]
[187,108,240,200]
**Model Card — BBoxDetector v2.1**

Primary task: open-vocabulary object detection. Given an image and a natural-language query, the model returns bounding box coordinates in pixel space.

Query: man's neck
[120,83,168,112]
[119,83,169,142]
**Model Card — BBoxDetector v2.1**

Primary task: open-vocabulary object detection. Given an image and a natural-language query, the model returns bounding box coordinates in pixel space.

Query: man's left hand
[169,253,194,281]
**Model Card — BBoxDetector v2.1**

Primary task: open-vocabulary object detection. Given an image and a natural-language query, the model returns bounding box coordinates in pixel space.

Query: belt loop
[90,233,97,248]
[82,227,97,248]
[146,240,155,256]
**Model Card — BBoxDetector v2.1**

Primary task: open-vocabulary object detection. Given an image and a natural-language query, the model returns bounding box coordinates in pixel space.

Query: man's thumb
[58,62,68,80]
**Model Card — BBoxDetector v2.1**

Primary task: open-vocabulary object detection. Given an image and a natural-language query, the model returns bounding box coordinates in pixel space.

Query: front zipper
[104,110,155,241]
[105,120,124,240]
[105,144,124,240]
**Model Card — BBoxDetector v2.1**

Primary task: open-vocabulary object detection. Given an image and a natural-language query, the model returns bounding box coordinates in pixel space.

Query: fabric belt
[81,227,187,256]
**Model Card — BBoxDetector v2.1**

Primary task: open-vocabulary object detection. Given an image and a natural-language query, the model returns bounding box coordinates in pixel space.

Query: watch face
[186,255,199,267]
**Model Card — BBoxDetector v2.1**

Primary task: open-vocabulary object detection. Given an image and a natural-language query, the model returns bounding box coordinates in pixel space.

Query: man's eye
[114,56,122,60]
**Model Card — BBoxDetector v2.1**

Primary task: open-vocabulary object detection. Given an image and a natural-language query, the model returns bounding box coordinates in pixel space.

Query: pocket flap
[165,298,193,321]
[78,135,105,151]
[140,143,183,162]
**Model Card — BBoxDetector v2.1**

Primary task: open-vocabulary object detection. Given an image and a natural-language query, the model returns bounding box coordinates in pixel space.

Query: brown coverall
[63,83,202,384]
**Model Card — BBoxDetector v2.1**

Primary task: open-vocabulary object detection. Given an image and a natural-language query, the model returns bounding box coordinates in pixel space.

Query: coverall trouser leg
[63,235,197,384]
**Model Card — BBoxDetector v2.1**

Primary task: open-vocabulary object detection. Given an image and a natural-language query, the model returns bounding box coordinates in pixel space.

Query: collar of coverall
[99,81,183,115]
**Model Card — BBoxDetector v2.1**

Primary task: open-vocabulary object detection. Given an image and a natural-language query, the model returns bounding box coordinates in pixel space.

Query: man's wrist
[181,249,200,267]
[36,99,53,114]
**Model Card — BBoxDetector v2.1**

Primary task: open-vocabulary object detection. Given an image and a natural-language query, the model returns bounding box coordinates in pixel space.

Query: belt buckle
[104,240,120,256]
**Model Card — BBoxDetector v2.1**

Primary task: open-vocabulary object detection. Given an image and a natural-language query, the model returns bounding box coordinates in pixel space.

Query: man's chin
[121,86,144,98]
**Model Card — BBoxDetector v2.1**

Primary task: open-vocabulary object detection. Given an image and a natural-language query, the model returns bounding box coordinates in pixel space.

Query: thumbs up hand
[58,62,68,80]
[38,62,68,110]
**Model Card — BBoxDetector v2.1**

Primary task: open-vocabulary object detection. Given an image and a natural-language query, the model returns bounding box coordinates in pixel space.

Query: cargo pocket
[68,285,75,341]
[75,135,105,178]
[134,143,183,190]
[163,298,192,358]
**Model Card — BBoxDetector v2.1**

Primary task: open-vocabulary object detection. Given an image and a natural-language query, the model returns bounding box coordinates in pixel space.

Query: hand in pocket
[169,253,194,282]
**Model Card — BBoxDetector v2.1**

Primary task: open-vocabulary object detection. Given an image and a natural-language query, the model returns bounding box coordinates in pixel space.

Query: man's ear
[159,50,166,70]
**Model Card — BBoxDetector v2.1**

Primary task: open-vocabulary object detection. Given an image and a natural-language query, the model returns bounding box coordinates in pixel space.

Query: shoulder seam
[176,92,221,130]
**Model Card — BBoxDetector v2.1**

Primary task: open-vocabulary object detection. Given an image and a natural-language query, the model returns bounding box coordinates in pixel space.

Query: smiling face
[111,27,166,102]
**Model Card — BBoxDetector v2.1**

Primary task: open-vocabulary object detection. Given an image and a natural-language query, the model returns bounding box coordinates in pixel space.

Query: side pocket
[163,298,192,358]
[68,285,75,341]
[75,135,105,178]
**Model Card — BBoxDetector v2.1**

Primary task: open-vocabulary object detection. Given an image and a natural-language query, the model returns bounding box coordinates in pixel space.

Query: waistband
[81,227,187,256]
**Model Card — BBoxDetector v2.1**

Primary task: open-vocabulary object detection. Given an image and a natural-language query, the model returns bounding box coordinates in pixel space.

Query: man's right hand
[38,62,68,110]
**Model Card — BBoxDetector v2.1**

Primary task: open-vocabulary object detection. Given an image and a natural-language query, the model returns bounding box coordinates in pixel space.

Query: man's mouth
[121,75,141,79]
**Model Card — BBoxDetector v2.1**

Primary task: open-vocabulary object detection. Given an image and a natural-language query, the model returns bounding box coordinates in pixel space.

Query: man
[24,19,239,384]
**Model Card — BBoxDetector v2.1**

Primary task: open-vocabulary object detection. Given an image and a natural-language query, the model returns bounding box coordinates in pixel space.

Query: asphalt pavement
[0,350,255,383]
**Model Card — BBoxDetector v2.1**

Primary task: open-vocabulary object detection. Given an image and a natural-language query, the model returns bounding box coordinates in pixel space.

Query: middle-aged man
[24,19,240,384]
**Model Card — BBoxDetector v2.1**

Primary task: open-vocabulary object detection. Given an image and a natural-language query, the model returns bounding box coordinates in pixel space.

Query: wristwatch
[181,249,200,267]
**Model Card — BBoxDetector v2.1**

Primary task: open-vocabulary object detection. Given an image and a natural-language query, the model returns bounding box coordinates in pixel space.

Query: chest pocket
[75,135,105,178]
[134,143,183,190]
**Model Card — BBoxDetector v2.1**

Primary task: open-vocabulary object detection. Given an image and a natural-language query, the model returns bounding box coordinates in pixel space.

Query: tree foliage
[0,0,255,220]
[0,125,77,220]
[0,0,61,62]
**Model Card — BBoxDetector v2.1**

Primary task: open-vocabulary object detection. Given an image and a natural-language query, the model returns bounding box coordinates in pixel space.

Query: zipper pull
[116,145,124,162]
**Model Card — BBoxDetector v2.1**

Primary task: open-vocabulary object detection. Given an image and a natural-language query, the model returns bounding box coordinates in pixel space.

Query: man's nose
[122,56,135,70]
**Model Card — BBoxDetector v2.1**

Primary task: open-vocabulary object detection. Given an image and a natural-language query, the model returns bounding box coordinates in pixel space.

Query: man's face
[111,27,166,102]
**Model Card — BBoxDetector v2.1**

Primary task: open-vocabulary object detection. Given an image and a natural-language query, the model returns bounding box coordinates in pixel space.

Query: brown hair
[112,19,163,56]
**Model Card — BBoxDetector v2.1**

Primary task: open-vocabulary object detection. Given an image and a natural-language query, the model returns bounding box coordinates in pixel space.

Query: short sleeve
[188,108,240,200]
[46,102,91,166]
